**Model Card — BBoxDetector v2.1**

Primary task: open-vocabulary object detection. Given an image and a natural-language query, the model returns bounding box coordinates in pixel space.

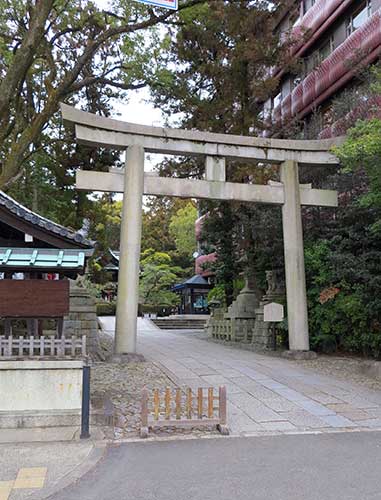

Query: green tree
[334,118,381,233]
[0,0,204,189]
[139,249,181,309]
[169,202,197,259]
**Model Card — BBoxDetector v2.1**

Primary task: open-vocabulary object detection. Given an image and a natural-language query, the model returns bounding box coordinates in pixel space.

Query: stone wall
[64,283,100,356]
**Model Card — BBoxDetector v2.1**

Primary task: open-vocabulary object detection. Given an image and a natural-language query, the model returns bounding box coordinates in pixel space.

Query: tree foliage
[169,201,197,259]
[334,118,381,233]
[139,249,181,309]
[0,0,204,189]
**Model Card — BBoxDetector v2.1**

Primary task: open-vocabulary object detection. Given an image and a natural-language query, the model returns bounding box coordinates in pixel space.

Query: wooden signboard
[0,280,69,317]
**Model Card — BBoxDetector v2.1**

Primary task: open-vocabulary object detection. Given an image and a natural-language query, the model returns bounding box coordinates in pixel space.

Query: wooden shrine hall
[0,190,94,337]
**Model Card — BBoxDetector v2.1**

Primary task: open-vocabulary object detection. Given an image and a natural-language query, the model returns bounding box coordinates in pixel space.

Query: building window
[346,0,372,37]
[317,36,335,64]
[302,0,315,15]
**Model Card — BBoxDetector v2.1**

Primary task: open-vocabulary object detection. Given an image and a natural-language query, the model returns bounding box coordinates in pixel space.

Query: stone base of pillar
[110,353,146,364]
[281,350,318,360]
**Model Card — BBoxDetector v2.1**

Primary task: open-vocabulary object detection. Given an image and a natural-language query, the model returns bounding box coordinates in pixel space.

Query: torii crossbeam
[61,103,342,357]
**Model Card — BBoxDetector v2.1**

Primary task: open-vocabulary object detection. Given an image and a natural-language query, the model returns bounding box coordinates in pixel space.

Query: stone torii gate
[61,103,342,357]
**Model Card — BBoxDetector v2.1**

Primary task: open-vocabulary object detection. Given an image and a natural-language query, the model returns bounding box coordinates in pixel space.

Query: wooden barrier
[0,335,86,358]
[140,386,229,438]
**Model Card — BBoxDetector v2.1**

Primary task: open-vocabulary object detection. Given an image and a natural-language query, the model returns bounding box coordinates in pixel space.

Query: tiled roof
[173,274,211,291]
[0,248,91,271]
[0,190,94,248]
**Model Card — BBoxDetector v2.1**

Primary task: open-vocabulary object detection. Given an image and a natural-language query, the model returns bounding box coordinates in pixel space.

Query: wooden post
[208,388,214,418]
[197,388,203,419]
[140,387,149,438]
[165,387,171,420]
[187,388,193,419]
[175,388,181,420]
[217,386,229,435]
[153,389,160,421]
[40,336,45,356]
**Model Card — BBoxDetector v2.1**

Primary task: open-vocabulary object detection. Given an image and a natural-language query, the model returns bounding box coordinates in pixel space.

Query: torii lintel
[60,103,343,165]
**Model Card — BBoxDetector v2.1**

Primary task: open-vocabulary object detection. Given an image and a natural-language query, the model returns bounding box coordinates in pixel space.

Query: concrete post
[115,145,145,355]
[280,160,310,352]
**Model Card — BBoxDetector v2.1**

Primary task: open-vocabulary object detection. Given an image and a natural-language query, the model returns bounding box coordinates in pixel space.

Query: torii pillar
[281,160,309,352]
[114,145,144,357]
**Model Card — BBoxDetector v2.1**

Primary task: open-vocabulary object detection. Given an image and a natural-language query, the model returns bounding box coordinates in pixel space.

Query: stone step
[152,319,207,330]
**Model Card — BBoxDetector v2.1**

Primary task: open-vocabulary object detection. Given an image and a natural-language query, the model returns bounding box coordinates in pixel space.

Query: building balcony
[291,0,352,58]
[271,10,381,128]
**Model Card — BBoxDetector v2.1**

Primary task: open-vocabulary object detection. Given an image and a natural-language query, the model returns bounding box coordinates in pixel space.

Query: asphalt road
[50,432,381,500]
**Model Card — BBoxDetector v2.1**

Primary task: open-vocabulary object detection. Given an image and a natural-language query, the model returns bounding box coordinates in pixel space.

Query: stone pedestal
[64,283,99,355]
[251,305,273,350]
[251,270,285,350]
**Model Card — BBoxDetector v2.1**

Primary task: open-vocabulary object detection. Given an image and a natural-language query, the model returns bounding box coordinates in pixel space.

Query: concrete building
[263,0,381,138]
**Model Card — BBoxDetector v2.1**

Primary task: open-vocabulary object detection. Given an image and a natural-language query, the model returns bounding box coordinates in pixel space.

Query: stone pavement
[100,317,381,436]
[0,440,105,500]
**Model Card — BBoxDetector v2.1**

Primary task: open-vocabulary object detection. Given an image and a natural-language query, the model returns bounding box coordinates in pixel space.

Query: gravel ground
[91,333,219,439]
[293,355,381,392]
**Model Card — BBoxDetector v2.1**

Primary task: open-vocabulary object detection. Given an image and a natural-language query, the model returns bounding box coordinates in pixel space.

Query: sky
[111,88,164,128]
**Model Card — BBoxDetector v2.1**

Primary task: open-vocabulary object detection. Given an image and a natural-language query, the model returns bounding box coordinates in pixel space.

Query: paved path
[100,317,381,436]
[50,432,381,500]
[0,440,105,500]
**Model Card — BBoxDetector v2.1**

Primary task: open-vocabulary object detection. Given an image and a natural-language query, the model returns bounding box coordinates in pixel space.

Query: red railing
[273,10,381,127]
[292,0,346,54]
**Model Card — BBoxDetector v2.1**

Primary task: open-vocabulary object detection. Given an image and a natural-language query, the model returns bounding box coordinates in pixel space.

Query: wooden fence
[0,335,86,358]
[141,385,228,438]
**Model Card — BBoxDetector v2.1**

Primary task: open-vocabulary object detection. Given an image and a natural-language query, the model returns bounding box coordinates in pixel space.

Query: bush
[96,301,116,316]
[305,231,381,358]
